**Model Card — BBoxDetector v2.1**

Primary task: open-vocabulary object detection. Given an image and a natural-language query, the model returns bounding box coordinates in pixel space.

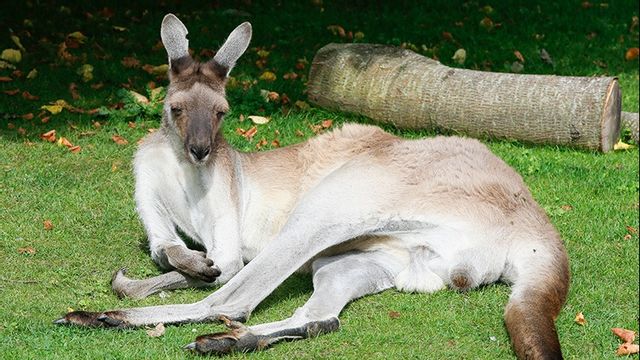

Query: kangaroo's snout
[189,144,211,161]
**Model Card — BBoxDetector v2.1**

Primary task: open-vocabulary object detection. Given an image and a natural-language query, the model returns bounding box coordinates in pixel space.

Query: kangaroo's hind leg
[188,250,404,355]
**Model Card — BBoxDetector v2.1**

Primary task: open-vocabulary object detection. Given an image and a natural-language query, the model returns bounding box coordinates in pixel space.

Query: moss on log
[308,43,621,152]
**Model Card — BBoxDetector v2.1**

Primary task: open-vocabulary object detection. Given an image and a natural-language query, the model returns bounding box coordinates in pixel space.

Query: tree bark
[308,43,621,152]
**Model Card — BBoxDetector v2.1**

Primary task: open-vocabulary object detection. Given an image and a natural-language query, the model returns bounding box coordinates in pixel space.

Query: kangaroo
[55,14,570,359]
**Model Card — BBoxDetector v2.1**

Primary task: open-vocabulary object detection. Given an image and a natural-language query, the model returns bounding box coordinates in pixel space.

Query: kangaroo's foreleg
[111,268,212,300]
[188,250,404,355]
[56,162,410,328]
[134,171,221,283]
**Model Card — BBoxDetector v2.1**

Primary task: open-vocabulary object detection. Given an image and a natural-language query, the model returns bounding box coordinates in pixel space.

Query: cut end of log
[599,79,621,152]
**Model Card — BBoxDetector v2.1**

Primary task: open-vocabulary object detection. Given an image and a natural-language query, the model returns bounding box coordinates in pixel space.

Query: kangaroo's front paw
[185,316,265,355]
[165,245,221,282]
[54,310,128,328]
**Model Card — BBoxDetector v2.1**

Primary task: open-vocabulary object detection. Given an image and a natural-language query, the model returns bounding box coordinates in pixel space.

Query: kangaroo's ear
[211,22,252,77]
[161,14,191,70]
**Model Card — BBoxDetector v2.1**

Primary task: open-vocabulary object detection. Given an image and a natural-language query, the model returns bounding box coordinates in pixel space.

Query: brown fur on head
[160,14,251,164]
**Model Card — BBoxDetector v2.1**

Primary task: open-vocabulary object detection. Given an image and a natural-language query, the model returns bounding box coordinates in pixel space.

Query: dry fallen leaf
[612,328,636,344]
[327,25,346,37]
[295,100,310,110]
[540,49,554,65]
[142,64,169,76]
[41,104,64,115]
[244,126,258,141]
[40,130,56,143]
[322,119,333,129]
[255,138,268,149]
[625,48,639,61]
[67,31,87,44]
[76,64,94,82]
[389,311,401,319]
[146,323,165,337]
[259,71,276,82]
[22,91,39,100]
[616,343,639,356]
[10,34,26,52]
[514,50,525,63]
[574,312,587,326]
[625,226,638,235]
[249,115,270,125]
[121,56,141,68]
[18,246,36,255]
[1,49,22,63]
[614,141,634,150]
[0,76,12,82]
[283,72,298,80]
[69,82,80,100]
[111,135,129,145]
[43,220,54,230]
[129,90,149,105]
[479,17,494,30]
[69,145,81,154]
[452,48,466,64]
[57,137,73,148]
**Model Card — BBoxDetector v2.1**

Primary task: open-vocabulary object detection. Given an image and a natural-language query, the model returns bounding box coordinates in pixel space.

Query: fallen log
[308,43,622,152]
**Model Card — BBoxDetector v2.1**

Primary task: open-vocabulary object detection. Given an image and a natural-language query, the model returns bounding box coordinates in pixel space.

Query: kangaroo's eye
[171,107,182,116]
[216,111,226,119]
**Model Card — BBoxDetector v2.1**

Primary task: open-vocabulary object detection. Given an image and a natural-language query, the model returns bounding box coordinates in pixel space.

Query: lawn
[0,1,638,359]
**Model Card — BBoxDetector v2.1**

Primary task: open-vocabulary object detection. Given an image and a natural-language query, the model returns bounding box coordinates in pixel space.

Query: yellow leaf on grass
[142,64,169,76]
[67,31,88,44]
[129,90,149,105]
[146,323,165,337]
[574,312,587,326]
[452,48,466,64]
[76,64,94,82]
[614,141,634,150]
[57,137,73,148]
[1,49,22,63]
[27,68,38,79]
[10,35,26,52]
[249,115,270,125]
[41,104,64,114]
[259,71,276,82]
[150,86,165,101]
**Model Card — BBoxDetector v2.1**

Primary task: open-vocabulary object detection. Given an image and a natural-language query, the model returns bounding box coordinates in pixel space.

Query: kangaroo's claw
[54,310,128,328]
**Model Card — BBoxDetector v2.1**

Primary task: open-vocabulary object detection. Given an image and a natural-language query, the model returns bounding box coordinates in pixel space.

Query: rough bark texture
[621,111,639,144]
[308,43,622,152]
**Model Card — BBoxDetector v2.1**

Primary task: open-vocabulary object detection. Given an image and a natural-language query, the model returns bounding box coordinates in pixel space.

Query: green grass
[0,1,638,359]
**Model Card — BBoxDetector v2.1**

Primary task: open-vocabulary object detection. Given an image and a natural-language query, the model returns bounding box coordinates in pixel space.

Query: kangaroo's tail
[504,231,570,360]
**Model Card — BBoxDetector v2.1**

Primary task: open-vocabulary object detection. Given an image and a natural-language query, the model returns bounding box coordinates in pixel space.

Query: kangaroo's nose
[189,145,211,161]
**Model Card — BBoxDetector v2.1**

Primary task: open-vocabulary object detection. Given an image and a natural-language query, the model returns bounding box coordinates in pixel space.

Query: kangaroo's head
[160,14,251,164]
